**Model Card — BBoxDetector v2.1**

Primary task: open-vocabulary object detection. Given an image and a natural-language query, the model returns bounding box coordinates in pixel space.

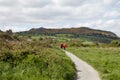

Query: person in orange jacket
[63,43,67,50]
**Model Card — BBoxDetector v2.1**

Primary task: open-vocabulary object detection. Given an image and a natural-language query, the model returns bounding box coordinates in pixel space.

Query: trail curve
[65,51,101,80]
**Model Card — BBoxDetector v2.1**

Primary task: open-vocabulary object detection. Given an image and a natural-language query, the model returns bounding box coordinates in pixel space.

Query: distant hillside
[17,27,119,43]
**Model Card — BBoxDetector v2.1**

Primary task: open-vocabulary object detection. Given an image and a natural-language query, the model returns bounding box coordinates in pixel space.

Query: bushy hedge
[0,34,76,80]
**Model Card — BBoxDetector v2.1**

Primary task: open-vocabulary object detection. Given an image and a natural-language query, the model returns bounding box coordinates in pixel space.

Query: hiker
[63,43,67,50]
[61,43,63,48]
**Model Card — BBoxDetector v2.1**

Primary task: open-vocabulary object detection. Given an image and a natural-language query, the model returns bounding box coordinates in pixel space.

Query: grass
[0,33,76,80]
[68,47,120,80]
[0,48,76,80]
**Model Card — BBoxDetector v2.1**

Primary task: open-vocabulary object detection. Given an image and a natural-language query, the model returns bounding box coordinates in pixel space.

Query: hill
[17,27,119,43]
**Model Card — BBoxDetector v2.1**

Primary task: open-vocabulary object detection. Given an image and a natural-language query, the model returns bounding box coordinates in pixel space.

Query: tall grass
[0,34,76,80]
[68,47,120,80]
[0,48,76,80]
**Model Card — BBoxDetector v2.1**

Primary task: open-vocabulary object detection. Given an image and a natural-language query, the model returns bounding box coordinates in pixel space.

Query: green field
[68,47,120,80]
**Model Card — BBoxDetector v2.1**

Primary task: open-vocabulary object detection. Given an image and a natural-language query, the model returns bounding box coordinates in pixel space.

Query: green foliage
[0,33,14,40]
[0,48,76,80]
[66,39,100,47]
[110,40,120,47]
[0,33,76,80]
[68,47,120,80]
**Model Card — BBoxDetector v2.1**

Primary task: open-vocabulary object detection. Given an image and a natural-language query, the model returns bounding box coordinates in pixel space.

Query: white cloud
[20,0,53,8]
[103,10,120,18]
[76,19,120,36]
[0,25,28,32]
[71,3,104,19]
[103,0,119,5]
[0,0,19,7]
[0,0,120,36]
[53,0,85,6]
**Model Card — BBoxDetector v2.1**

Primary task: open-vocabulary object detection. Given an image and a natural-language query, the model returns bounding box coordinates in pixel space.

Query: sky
[0,0,120,36]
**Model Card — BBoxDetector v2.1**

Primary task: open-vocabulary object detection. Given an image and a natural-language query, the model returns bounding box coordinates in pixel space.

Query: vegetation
[17,27,119,43]
[0,29,120,80]
[68,47,120,80]
[110,40,120,47]
[0,33,76,80]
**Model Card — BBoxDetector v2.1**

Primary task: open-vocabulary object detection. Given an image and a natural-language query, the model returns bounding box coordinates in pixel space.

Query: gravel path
[65,51,101,80]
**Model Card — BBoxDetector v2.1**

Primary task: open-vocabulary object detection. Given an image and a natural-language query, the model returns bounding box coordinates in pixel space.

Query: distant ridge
[17,27,119,43]
[22,27,117,37]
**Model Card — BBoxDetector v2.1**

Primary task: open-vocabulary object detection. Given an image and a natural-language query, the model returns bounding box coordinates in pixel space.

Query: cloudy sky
[0,0,120,36]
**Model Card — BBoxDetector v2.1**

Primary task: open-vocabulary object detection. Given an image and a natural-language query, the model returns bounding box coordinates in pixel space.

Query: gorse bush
[110,40,120,47]
[0,48,76,80]
[0,34,76,80]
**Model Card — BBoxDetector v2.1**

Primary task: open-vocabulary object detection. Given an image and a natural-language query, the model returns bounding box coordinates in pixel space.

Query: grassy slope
[68,47,120,80]
[1,32,119,80]
[0,33,76,80]
[0,48,76,80]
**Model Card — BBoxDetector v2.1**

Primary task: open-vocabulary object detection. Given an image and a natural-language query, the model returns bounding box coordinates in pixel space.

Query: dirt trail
[65,51,101,80]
